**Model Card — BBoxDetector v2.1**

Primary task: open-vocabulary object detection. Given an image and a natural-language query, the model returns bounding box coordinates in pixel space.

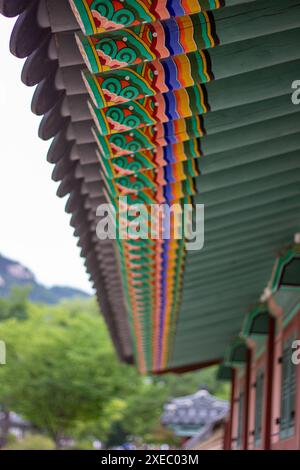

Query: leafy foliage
[7,433,55,450]
[0,294,228,447]
[158,367,229,401]
[0,298,139,444]
[0,286,30,322]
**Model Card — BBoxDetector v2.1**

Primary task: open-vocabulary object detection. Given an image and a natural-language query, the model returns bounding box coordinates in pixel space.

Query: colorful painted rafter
[71,0,221,371]
[70,0,223,35]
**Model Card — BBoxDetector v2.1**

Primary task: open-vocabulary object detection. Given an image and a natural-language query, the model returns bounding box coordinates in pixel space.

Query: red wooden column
[223,420,229,450]
[243,348,252,450]
[227,368,236,450]
[263,315,276,450]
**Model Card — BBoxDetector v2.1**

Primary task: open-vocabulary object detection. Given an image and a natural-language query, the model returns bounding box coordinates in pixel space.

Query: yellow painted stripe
[82,0,97,34]
[87,36,102,72]
[203,10,216,47]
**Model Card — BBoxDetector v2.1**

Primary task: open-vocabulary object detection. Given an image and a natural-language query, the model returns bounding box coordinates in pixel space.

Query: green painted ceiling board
[206,59,300,111]
[186,233,300,269]
[210,28,300,80]
[196,151,300,193]
[182,270,271,297]
[186,229,300,264]
[203,214,300,244]
[202,189,300,223]
[183,263,273,290]
[186,200,300,249]
[194,170,300,206]
[204,94,298,135]
[201,114,300,158]
[184,257,276,282]
[214,0,300,46]
[174,321,253,339]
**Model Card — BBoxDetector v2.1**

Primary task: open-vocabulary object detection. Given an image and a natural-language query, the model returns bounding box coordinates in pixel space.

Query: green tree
[0,286,30,322]
[158,367,229,400]
[103,368,229,445]
[119,379,168,442]
[0,296,228,449]
[0,299,139,447]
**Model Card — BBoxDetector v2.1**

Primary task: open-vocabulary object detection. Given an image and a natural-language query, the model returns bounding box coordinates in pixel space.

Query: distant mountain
[0,253,90,304]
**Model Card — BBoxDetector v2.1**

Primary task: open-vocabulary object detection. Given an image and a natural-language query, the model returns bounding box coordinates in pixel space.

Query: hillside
[0,253,90,304]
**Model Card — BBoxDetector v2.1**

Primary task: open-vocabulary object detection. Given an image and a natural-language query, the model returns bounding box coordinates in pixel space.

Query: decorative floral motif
[70,0,223,35]
[76,11,219,73]
[90,84,209,135]
[93,115,205,157]
[98,148,199,184]
[104,172,196,199]
[83,50,212,108]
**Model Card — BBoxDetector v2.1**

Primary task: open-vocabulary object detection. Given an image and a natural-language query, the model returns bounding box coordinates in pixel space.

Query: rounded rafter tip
[9,1,48,58]
[0,0,31,18]
[56,173,77,199]
[31,70,64,116]
[46,125,74,164]
[21,33,55,86]
[51,156,76,183]
[38,97,69,141]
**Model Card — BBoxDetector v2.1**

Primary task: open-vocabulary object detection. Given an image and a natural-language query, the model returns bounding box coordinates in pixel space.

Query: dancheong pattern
[70,0,223,35]
[93,115,206,158]
[82,50,213,109]
[76,11,218,74]
[89,84,209,135]
[72,0,221,372]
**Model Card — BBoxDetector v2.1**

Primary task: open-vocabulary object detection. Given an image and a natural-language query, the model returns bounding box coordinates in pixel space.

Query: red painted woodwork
[227,368,236,450]
[227,310,300,451]
[271,310,300,450]
[231,374,243,450]
[249,350,266,450]
[271,330,283,446]
[242,348,252,450]
[263,316,276,450]
[223,419,230,450]
[248,352,257,450]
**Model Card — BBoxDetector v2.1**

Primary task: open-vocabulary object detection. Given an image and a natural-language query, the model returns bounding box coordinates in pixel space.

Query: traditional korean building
[162,389,228,449]
[1,0,300,450]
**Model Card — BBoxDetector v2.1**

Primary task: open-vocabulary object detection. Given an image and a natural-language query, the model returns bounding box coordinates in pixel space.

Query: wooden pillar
[227,368,236,450]
[263,315,276,450]
[243,349,252,450]
[223,420,229,450]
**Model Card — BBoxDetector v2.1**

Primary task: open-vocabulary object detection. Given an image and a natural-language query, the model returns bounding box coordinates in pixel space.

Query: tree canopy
[0,294,228,448]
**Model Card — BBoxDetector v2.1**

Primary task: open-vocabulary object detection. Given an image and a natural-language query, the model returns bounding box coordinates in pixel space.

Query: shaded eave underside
[2,0,300,370]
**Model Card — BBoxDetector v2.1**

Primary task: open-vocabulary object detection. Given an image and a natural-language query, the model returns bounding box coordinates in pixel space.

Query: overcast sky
[0,16,93,293]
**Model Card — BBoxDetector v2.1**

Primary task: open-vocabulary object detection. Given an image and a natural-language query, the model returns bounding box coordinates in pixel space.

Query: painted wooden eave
[1,0,300,372]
